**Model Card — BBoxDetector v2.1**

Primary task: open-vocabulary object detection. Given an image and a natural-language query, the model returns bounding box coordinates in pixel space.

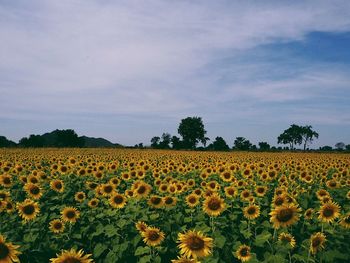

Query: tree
[319,146,333,151]
[54,129,84,147]
[258,142,270,151]
[207,137,229,151]
[159,133,171,149]
[178,117,207,149]
[0,136,16,147]
[171,136,182,150]
[300,125,319,151]
[335,142,345,150]
[19,134,44,147]
[346,144,350,151]
[233,137,252,150]
[277,124,303,150]
[150,136,160,148]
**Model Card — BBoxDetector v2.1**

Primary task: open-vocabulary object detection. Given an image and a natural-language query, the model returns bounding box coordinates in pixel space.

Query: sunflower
[318,201,340,223]
[171,257,200,263]
[49,219,65,234]
[271,195,286,208]
[270,203,301,229]
[255,185,268,197]
[240,190,251,201]
[141,227,165,247]
[109,193,127,209]
[202,193,225,217]
[309,232,326,255]
[243,204,260,220]
[0,190,10,201]
[304,208,314,220]
[50,248,94,263]
[88,198,99,208]
[61,207,80,223]
[186,194,200,208]
[17,199,40,221]
[148,195,163,209]
[133,182,151,198]
[74,192,86,203]
[0,234,21,263]
[135,221,148,233]
[101,183,114,197]
[24,183,43,199]
[50,179,65,193]
[163,196,177,208]
[224,186,237,198]
[278,232,296,248]
[339,214,350,229]
[235,244,251,262]
[177,230,213,259]
[0,174,12,188]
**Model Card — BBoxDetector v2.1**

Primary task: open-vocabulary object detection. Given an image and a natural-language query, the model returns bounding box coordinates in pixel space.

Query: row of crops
[0,149,349,262]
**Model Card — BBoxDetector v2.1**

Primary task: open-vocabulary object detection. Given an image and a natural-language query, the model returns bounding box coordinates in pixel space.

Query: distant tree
[159,133,171,149]
[0,136,16,147]
[277,124,303,150]
[300,125,319,151]
[258,142,270,151]
[319,146,333,151]
[54,129,84,147]
[233,137,252,150]
[207,136,229,151]
[19,134,44,147]
[171,136,182,150]
[178,117,207,149]
[335,142,345,151]
[345,144,350,151]
[150,136,161,148]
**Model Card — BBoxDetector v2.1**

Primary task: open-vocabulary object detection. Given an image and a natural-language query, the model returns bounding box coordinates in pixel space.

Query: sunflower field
[0,149,349,263]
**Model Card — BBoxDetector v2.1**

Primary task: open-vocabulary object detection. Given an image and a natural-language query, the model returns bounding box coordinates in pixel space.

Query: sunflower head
[49,219,65,234]
[50,248,94,263]
[235,244,251,262]
[339,214,350,229]
[318,201,340,223]
[135,221,148,233]
[310,232,326,255]
[17,199,40,222]
[109,193,127,209]
[177,230,213,259]
[243,204,260,220]
[50,179,64,193]
[203,193,225,217]
[278,232,296,248]
[141,226,165,247]
[61,207,80,223]
[0,234,21,263]
[270,203,301,229]
[74,192,86,203]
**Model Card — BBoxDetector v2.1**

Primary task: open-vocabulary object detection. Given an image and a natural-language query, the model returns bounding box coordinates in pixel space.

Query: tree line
[149,116,350,152]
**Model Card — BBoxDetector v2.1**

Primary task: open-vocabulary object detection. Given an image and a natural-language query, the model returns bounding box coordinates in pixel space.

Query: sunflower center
[258,188,264,193]
[0,243,10,260]
[55,182,62,189]
[240,247,248,256]
[247,207,256,215]
[0,193,6,199]
[104,185,113,193]
[149,231,160,241]
[188,236,205,250]
[3,177,11,184]
[276,208,294,222]
[207,199,221,211]
[165,198,173,205]
[114,196,124,204]
[66,211,76,219]
[312,238,321,247]
[62,256,82,263]
[31,187,40,195]
[54,222,63,229]
[137,186,146,194]
[23,204,35,215]
[189,197,196,204]
[274,198,284,206]
[322,207,334,217]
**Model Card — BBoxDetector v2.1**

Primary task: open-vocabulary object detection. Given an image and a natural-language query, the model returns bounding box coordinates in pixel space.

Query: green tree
[233,137,252,150]
[277,124,303,150]
[178,117,207,149]
[150,136,160,148]
[300,125,319,151]
[159,133,171,149]
[171,136,182,150]
[258,142,270,151]
[207,136,229,151]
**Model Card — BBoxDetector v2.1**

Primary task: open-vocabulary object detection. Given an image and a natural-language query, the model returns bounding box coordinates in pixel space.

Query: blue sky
[1,0,350,148]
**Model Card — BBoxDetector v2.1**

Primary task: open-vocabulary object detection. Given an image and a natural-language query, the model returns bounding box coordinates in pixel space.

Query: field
[0,149,349,263]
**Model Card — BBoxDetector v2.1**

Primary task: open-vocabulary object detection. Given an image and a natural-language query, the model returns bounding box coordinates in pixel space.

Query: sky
[1,0,350,148]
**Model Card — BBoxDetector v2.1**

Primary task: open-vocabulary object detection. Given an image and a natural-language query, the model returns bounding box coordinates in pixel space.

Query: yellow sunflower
[61,207,80,223]
[339,214,350,229]
[186,194,200,208]
[202,193,225,217]
[270,203,301,229]
[141,227,165,247]
[49,219,65,234]
[147,196,163,209]
[135,221,148,233]
[50,179,64,193]
[278,232,296,248]
[318,201,340,223]
[0,234,21,263]
[309,232,326,255]
[163,196,177,208]
[74,192,86,203]
[235,244,251,262]
[243,204,260,220]
[50,248,94,263]
[17,199,40,221]
[88,198,99,208]
[109,193,127,209]
[177,230,213,259]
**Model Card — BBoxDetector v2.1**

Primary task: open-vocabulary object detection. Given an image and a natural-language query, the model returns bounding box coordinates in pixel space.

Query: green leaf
[150,213,159,220]
[213,231,226,249]
[254,230,271,247]
[139,255,152,263]
[135,246,151,256]
[93,243,108,258]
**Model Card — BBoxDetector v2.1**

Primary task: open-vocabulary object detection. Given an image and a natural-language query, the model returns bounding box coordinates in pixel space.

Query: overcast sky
[1,0,350,148]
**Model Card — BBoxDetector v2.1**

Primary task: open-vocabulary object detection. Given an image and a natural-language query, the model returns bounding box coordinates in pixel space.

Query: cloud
[0,0,350,145]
